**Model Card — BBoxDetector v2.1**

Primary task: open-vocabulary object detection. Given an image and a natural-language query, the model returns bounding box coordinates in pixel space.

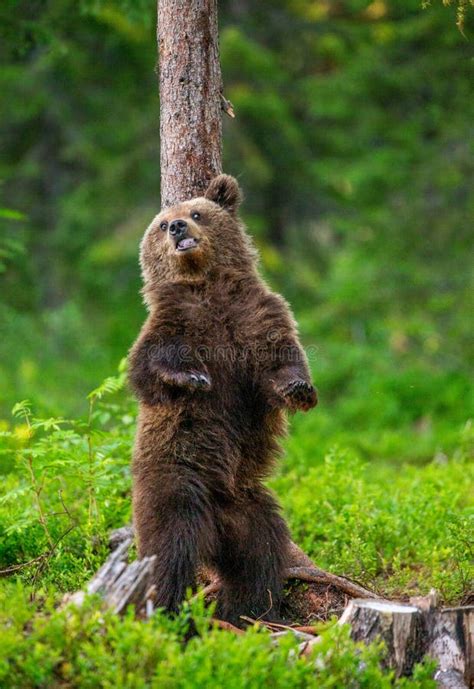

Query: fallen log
[64,529,157,614]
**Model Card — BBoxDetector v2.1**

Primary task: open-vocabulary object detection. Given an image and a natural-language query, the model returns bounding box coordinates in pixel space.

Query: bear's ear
[205,174,242,214]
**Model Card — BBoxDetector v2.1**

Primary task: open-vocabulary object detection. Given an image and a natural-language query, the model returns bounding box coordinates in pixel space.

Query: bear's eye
[159,221,168,232]
[191,211,201,221]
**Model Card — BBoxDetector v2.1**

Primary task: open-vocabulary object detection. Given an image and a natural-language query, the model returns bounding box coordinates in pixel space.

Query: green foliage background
[0,0,473,686]
[1,0,473,461]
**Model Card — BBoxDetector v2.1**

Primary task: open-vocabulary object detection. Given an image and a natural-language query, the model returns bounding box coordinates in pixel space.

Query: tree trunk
[158,0,222,208]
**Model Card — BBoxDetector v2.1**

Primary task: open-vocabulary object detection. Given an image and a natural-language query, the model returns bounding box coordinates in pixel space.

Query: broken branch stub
[64,529,156,615]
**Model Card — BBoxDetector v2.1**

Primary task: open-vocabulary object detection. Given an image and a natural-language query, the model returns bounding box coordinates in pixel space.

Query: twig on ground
[30,524,77,596]
[255,589,274,621]
[1,523,77,580]
[211,618,245,634]
[0,553,48,577]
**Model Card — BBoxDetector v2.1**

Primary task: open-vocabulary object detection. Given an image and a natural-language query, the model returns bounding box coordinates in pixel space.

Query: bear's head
[140,175,257,297]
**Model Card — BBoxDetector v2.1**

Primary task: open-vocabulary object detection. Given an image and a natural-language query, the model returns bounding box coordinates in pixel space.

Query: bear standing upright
[129,175,317,624]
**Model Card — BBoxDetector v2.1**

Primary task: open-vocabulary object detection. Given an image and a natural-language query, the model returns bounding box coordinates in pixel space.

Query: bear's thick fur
[129,175,317,623]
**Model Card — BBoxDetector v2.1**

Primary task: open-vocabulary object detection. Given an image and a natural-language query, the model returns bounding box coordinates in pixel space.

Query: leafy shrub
[0,363,133,590]
[0,366,471,689]
[0,590,437,689]
[275,439,473,602]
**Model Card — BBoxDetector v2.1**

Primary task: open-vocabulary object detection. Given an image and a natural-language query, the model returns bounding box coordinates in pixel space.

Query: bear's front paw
[279,379,318,412]
[161,368,212,391]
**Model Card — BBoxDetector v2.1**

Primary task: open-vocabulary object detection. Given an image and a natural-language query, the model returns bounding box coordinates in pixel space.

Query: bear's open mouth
[176,237,199,252]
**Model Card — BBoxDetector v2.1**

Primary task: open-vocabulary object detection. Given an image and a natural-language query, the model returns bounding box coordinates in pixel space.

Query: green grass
[0,364,472,687]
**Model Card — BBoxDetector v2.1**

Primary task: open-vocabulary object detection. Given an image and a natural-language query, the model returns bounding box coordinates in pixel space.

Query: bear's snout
[169,219,188,238]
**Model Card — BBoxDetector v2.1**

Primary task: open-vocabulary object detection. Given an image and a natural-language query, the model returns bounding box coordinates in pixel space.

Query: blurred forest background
[1,0,473,463]
[0,4,473,684]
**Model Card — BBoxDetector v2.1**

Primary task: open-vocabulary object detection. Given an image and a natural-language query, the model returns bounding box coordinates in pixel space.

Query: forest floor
[0,360,472,688]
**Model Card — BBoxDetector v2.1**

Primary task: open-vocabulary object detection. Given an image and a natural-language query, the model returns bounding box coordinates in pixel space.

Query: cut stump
[329,596,473,688]
[338,599,425,676]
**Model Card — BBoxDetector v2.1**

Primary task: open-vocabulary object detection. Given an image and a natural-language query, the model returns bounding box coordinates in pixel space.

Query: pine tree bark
[158,0,222,207]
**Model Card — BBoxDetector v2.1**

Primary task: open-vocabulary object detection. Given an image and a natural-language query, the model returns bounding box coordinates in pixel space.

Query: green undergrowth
[275,439,473,603]
[0,369,472,687]
[0,591,437,689]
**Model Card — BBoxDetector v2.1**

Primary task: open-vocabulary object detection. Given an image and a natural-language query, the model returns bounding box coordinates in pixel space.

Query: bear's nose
[169,219,187,238]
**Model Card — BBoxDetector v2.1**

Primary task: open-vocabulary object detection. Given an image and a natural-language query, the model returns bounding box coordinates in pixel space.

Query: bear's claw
[187,371,212,390]
[280,379,318,411]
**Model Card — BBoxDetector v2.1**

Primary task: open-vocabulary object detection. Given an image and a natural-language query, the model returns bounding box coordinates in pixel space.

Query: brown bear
[128,174,317,624]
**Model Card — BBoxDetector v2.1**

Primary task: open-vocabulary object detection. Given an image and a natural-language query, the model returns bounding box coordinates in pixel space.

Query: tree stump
[331,597,474,688]
[428,606,474,689]
[339,599,425,676]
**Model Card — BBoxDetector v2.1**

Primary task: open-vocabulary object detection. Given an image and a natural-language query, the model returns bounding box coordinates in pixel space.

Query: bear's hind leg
[214,487,291,625]
[133,466,216,613]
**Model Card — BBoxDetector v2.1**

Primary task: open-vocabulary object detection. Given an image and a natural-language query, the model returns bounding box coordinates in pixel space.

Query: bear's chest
[182,290,248,349]
[184,292,257,395]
